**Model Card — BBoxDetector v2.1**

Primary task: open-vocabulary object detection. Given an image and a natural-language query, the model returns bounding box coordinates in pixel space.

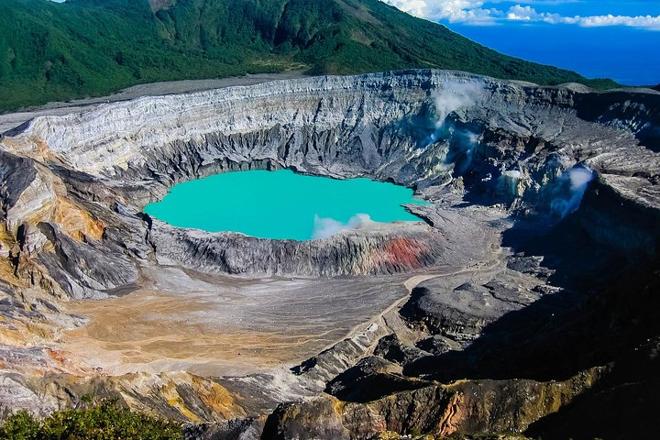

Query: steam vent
[0,70,659,438]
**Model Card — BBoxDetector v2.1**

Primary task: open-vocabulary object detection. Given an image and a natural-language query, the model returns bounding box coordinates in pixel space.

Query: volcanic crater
[0,70,658,438]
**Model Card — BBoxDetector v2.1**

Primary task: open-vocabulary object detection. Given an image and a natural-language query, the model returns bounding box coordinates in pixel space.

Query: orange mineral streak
[191,375,247,419]
[46,167,106,241]
[0,137,104,242]
[438,392,465,437]
[52,197,105,241]
[119,372,247,422]
[1,137,62,164]
[0,259,23,288]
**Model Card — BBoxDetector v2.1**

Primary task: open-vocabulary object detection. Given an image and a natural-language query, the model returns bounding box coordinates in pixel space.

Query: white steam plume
[312,214,373,239]
[432,81,484,128]
[422,80,484,147]
[550,166,595,218]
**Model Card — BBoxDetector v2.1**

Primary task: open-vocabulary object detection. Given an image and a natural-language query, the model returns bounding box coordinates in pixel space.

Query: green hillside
[0,0,617,112]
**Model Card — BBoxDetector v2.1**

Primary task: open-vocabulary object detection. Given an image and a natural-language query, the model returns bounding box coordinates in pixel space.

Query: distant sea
[449,23,660,86]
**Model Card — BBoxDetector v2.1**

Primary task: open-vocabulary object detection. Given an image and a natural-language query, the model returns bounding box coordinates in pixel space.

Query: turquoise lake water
[144,170,427,240]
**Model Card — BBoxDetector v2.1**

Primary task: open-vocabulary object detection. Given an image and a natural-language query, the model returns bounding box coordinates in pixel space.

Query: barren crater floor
[59,267,411,377]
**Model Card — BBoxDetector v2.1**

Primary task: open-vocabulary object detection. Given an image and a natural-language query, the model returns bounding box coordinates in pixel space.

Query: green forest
[0,0,617,112]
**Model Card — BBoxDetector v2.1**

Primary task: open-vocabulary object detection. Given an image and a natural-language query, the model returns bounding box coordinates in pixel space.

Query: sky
[383,0,660,85]
[382,1,660,29]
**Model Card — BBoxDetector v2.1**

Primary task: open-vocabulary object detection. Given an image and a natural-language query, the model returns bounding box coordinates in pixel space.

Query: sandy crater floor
[59,265,410,377]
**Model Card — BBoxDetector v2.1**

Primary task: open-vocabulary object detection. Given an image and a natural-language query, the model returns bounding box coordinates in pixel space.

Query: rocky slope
[0,70,658,438]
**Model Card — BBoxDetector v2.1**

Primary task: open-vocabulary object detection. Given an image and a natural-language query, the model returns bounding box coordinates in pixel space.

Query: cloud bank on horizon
[382,0,660,30]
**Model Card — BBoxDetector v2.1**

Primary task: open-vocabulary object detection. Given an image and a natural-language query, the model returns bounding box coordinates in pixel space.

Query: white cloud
[576,14,660,30]
[506,4,540,20]
[383,0,498,24]
[491,0,579,4]
[506,5,660,30]
[382,0,660,30]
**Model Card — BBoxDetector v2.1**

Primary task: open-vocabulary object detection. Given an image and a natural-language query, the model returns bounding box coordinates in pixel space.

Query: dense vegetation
[0,0,617,112]
[0,399,183,439]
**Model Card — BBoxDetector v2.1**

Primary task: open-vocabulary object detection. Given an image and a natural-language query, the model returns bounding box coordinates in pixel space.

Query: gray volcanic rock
[374,334,426,365]
[36,223,139,299]
[401,270,545,343]
[324,355,428,402]
[415,335,457,355]
[184,418,264,440]
[149,220,445,277]
[0,150,37,222]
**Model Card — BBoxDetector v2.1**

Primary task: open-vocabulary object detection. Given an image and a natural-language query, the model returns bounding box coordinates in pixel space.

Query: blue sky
[503,0,660,19]
[383,1,660,29]
[384,0,660,84]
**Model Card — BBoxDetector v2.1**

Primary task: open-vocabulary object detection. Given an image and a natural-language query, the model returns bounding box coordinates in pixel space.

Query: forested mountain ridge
[0,0,617,111]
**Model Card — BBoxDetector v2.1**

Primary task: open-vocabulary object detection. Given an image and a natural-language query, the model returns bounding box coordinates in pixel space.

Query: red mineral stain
[46,348,68,366]
[382,238,426,269]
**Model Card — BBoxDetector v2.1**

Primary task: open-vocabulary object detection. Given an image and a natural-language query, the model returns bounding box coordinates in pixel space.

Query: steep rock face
[150,221,445,277]
[2,369,248,422]
[0,150,38,229]
[7,71,658,193]
[262,367,605,439]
